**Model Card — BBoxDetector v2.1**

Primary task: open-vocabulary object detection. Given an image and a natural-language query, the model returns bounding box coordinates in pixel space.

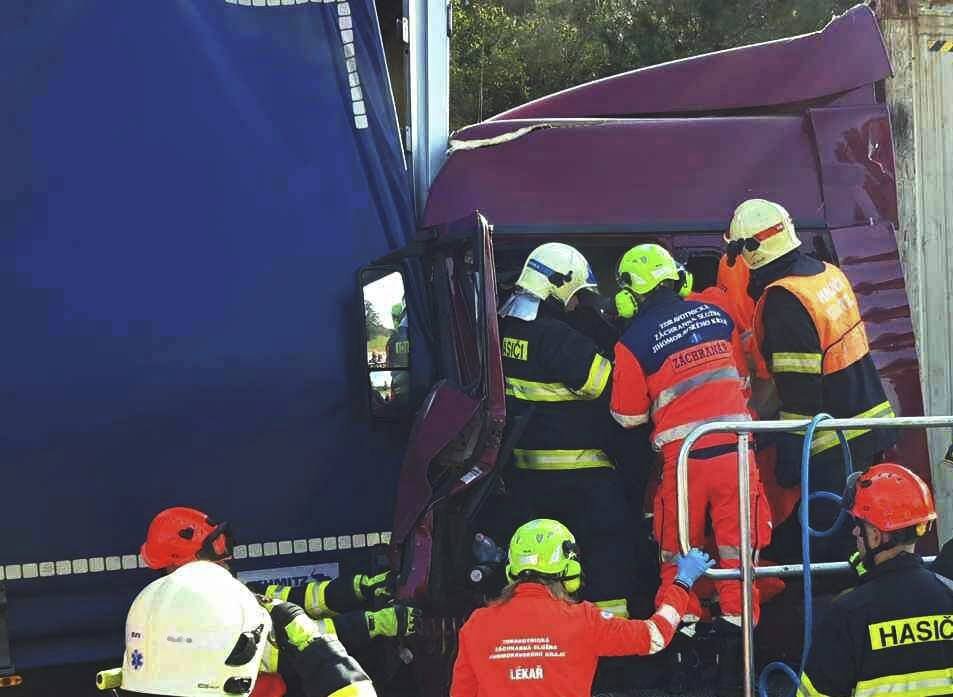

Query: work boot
[713,618,745,697]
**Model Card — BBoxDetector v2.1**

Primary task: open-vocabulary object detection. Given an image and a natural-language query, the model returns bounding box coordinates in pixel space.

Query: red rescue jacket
[450,582,689,697]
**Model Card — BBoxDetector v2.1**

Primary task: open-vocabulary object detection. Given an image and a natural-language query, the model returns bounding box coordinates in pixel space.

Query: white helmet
[118,561,271,696]
[515,242,598,306]
[726,198,801,269]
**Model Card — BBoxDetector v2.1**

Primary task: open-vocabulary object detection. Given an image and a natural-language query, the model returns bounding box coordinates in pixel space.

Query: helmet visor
[841,471,863,513]
[199,521,234,562]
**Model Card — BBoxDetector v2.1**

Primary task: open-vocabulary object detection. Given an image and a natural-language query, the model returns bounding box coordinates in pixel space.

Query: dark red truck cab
[378,5,925,692]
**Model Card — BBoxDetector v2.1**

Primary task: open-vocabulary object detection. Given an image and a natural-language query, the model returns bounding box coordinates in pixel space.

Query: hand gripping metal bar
[676,414,953,697]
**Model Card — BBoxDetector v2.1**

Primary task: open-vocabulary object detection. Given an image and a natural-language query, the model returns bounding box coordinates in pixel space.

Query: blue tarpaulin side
[1,0,414,668]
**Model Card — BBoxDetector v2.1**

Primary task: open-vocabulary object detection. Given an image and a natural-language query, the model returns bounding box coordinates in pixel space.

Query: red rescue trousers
[653,442,772,625]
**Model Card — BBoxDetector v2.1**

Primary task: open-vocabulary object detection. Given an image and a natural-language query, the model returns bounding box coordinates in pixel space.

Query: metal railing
[676,415,953,697]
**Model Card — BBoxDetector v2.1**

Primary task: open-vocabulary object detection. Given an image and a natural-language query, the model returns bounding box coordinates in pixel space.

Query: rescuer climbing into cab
[725,198,898,563]
[449,518,714,697]
[609,243,772,694]
[799,463,953,696]
[497,243,637,621]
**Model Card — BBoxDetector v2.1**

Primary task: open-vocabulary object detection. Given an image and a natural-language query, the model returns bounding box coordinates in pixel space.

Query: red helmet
[140,507,233,570]
[843,463,937,532]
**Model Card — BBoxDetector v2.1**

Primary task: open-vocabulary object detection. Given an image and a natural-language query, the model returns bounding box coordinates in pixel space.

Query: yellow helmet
[616,243,680,296]
[515,243,598,306]
[726,199,800,269]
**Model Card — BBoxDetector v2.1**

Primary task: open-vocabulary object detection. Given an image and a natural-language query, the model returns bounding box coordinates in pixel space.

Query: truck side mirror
[360,267,411,419]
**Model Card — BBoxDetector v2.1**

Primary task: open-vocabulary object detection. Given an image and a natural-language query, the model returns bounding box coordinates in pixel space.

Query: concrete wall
[880,0,953,543]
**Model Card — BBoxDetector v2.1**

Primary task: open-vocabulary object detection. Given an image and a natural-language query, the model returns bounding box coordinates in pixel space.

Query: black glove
[268,601,322,653]
[268,602,373,697]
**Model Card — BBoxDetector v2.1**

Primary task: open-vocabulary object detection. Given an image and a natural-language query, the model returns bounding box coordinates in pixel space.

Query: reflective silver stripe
[653,413,751,449]
[660,549,679,563]
[656,604,681,629]
[718,545,741,560]
[611,410,649,428]
[645,619,666,654]
[653,366,742,414]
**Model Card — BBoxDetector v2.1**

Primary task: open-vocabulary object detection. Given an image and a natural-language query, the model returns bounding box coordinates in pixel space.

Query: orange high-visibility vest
[753,262,870,377]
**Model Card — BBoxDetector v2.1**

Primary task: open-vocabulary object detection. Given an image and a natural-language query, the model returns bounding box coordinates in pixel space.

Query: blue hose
[757,413,853,697]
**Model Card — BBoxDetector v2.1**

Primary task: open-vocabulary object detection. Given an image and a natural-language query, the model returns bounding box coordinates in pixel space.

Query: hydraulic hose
[757,413,853,697]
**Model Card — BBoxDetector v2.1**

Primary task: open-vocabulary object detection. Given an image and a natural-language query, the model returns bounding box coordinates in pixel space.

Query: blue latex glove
[673,549,715,589]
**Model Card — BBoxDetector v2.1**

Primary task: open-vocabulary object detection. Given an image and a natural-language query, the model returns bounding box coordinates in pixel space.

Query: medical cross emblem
[131,649,144,670]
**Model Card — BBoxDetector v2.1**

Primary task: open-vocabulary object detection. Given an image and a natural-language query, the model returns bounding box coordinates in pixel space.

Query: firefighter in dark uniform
[799,463,953,696]
[497,242,636,621]
[725,198,897,562]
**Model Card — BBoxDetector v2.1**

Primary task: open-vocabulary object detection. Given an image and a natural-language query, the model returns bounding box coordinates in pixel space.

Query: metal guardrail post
[676,415,953,693]
[737,432,754,697]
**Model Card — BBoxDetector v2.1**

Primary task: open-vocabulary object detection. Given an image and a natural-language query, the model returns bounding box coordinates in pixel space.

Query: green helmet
[616,244,679,296]
[505,519,582,593]
[676,262,694,298]
[391,301,406,324]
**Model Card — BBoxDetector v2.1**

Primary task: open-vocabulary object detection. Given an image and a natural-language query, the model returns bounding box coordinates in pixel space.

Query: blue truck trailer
[2,2,419,692]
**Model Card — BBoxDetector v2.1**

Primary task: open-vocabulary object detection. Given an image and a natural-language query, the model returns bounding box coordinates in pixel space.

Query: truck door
[360,212,506,693]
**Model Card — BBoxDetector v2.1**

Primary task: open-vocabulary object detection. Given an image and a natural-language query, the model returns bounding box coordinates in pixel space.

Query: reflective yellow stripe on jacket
[854,667,953,697]
[772,352,823,375]
[513,448,614,470]
[505,354,611,403]
[779,400,895,455]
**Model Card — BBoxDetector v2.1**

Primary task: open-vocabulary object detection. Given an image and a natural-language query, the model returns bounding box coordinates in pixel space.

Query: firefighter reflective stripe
[307,580,333,617]
[779,400,895,454]
[867,614,953,650]
[653,413,751,449]
[265,584,292,602]
[512,448,614,470]
[653,366,742,413]
[854,668,953,697]
[771,352,823,374]
[576,354,612,399]
[505,354,610,402]
[595,599,629,618]
[505,377,576,402]
[797,672,832,697]
[611,410,649,428]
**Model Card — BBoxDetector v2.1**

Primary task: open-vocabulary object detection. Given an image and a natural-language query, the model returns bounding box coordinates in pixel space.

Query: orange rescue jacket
[450,582,689,697]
